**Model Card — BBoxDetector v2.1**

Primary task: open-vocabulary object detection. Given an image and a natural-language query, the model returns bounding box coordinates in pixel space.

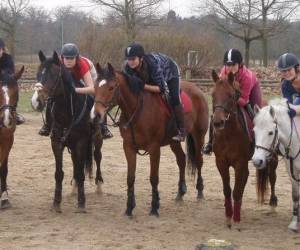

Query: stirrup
[39,125,50,136]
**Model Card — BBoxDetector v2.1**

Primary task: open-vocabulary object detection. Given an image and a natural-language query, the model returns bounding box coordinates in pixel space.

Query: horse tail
[256,168,269,204]
[186,133,197,178]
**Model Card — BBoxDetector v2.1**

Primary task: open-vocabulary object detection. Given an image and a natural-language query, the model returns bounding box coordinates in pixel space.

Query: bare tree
[0,0,30,56]
[89,0,164,41]
[205,0,300,66]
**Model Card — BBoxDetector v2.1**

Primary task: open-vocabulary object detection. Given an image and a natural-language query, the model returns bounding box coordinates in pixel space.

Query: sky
[31,0,198,18]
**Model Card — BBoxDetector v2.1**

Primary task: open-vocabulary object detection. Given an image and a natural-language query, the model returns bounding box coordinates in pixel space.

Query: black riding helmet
[125,42,145,58]
[277,53,299,71]
[61,43,79,58]
[224,49,243,65]
[0,38,5,49]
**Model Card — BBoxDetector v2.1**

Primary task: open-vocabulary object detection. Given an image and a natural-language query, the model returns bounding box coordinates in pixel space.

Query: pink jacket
[220,65,258,107]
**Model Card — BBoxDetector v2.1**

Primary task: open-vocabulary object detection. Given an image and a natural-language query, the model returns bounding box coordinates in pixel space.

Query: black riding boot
[245,103,255,120]
[172,104,186,142]
[202,116,213,155]
[100,114,113,139]
[39,101,52,136]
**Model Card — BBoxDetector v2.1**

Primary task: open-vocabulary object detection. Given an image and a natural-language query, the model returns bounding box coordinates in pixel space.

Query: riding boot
[16,112,25,125]
[100,114,113,139]
[172,104,186,142]
[38,101,52,136]
[245,103,255,120]
[202,116,213,155]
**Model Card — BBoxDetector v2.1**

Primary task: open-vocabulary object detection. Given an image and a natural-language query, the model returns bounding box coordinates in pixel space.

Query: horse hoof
[51,204,62,213]
[149,209,159,217]
[125,209,133,217]
[175,194,184,202]
[269,196,278,207]
[288,222,298,232]
[96,183,103,194]
[233,222,242,231]
[1,200,11,209]
[197,193,205,201]
[226,218,232,229]
[75,207,87,214]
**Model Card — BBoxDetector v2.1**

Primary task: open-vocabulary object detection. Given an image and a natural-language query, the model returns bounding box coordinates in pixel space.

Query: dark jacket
[124,53,180,93]
[0,52,15,74]
[281,79,300,103]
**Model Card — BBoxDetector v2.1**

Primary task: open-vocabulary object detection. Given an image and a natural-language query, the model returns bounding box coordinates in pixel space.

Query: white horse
[252,98,300,232]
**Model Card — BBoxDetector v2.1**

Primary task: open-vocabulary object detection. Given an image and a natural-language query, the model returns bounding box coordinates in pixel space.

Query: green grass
[18,91,36,113]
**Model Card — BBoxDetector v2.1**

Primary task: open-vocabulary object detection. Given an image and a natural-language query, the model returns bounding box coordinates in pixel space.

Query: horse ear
[52,51,61,65]
[14,66,25,80]
[254,104,260,115]
[228,72,235,85]
[96,62,103,76]
[38,50,46,63]
[270,106,275,118]
[211,70,219,83]
[107,62,115,75]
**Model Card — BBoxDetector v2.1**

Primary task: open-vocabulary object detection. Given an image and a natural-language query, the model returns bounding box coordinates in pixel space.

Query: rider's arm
[144,84,160,93]
[75,71,95,95]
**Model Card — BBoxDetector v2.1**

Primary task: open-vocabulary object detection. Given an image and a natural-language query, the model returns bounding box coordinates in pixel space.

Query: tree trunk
[244,39,251,67]
[261,8,268,67]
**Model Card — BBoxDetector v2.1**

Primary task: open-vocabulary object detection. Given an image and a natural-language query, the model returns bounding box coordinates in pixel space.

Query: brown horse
[208,70,278,229]
[91,63,209,216]
[0,66,24,209]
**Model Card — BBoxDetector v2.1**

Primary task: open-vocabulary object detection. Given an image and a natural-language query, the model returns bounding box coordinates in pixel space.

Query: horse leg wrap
[233,200,242,222]
[224,197,233,218]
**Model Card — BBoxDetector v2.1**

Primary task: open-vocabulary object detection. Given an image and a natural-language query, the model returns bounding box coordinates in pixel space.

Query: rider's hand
[288,108,297,119]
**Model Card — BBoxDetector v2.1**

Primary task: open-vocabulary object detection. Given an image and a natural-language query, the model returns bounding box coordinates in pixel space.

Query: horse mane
[120,71,144,95]
[268,98,288,107]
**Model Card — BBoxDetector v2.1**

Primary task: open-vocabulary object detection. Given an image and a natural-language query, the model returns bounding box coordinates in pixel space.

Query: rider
[0,37,25,125]
[202,48,262,154]
[277,52,300,118]
[123,42,186,142]
[38,43,113,139]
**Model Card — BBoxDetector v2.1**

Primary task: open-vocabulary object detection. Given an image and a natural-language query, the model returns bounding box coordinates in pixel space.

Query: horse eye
[268,131,273,136]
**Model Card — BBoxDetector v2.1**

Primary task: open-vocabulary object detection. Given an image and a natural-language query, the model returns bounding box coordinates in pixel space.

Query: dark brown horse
[91,63,209,216]
[208,70,278,229]
[0,66,24,209]
[31,51,103,213]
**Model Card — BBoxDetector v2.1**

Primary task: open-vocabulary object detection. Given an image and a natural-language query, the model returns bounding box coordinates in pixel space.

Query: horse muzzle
[213,120,226,130]
[252,156,267,169]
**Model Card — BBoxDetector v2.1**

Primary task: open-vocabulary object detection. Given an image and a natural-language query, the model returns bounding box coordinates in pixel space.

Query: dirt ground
[1,113,300,250]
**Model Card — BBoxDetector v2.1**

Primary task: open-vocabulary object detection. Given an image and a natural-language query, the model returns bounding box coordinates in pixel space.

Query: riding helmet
[277,53,299,71]
[223,49,243,65]
[125,42,145,58]
[0,38,5,49]
[61,43,79,58]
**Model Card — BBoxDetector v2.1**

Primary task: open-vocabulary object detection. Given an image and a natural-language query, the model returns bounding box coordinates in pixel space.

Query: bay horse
[91,63,209,216]
[252,99,300,232]
[209,70,278,229]
[31,51,103,213]
[0,66,24,209]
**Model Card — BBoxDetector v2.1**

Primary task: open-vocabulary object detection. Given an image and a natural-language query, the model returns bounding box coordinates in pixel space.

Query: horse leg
[216,161,232,228]
[71,142,87,213]
[0,157,11,209]
[85,136,93,179]
[232,164,249,231]
[51,140,64,213]
[268,158,278,207]
[288,179,299,232]
[124,143,137,217]
[170,142,186,201]
[149,147,161,217]
[94,133,103,193]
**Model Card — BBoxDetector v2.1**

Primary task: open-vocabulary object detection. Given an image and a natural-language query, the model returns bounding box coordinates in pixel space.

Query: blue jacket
[281,79,300,104]
[0,53,15,74]
[124,53,180,93]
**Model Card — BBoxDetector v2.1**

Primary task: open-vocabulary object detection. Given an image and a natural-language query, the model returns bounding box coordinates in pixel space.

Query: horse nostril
[213,121,224,128]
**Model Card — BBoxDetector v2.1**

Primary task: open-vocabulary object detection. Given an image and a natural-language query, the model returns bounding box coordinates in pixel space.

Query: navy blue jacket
[281,79,300,103]
[0,52,15,74]
[124,53,180,93]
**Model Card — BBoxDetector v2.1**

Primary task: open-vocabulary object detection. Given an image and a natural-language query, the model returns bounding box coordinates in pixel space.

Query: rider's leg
[202,116,213,155]
[39,100,52,136]
[100,114,113,139]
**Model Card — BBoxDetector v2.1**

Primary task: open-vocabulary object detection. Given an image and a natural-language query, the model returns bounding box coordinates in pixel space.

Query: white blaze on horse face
[99,80,107,87]
[31,82,43,110]
[90,106,96,120]
[2,86,10,127]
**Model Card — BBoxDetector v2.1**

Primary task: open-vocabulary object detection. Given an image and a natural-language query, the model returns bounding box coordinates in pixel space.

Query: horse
[210,70,278,229]
[91,63,209,216]
[252,99,300,232]
[0,66,24,209]
[31,51,103,213]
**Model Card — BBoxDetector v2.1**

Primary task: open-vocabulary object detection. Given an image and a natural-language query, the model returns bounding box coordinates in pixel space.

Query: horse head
[31,50,73,112]
[211,70,241,130]
[252,100,288,169]
[91,62,119,122]
[0,67,24,128]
